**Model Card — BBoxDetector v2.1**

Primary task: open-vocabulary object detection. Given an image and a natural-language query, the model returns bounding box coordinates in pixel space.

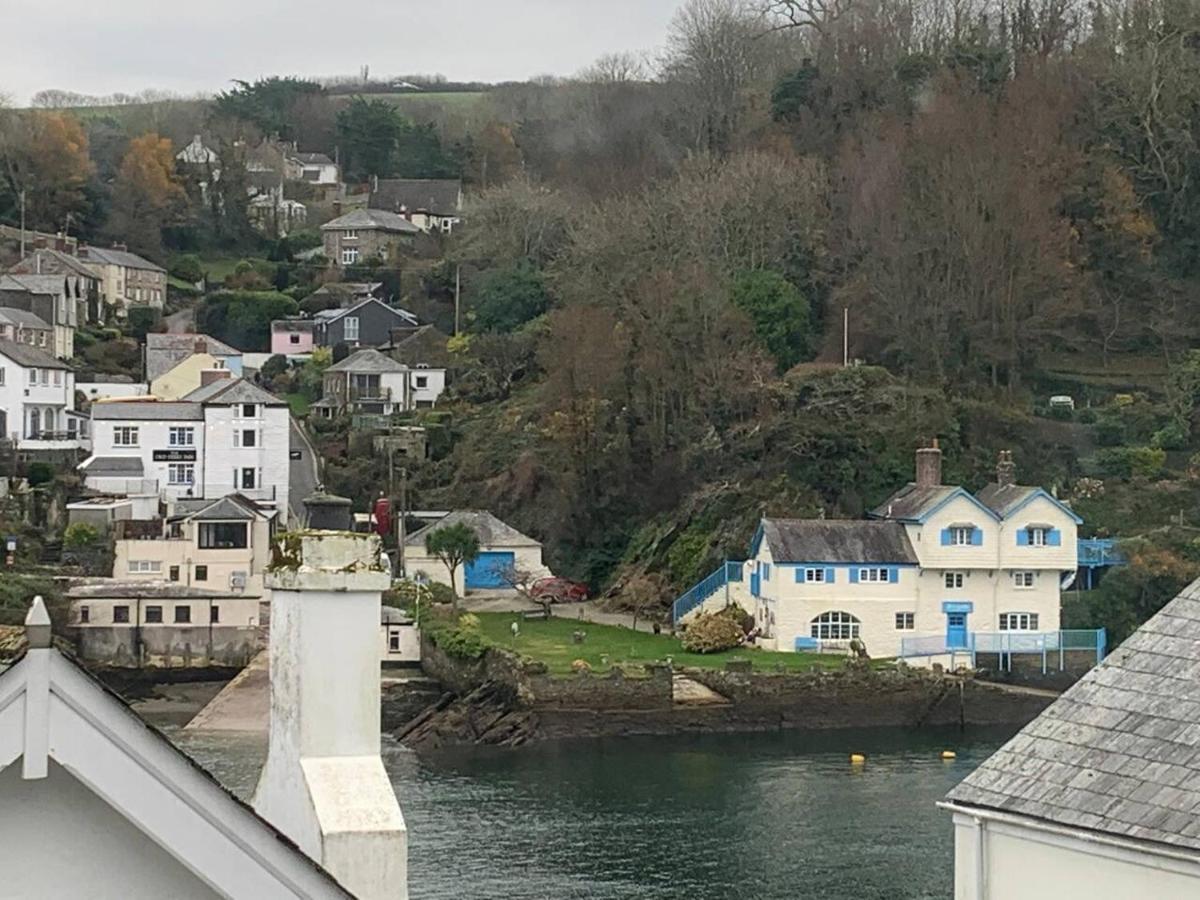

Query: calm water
[173,726,1013,900]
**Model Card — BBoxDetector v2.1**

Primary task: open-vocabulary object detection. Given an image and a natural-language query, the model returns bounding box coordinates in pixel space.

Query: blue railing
[672,560,744,624]
[899,629,1107,673]
[1078,538,1126,567]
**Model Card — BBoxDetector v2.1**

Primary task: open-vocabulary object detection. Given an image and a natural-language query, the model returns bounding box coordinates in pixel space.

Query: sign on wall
[152,449,197,462]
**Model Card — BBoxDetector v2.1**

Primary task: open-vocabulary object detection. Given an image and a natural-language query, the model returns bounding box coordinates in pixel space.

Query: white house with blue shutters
[741,445,1082,660]
[402,509,550,593]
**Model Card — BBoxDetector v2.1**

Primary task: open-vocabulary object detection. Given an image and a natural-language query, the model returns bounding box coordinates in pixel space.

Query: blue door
[946,613,968,649]
[465,551,516,589]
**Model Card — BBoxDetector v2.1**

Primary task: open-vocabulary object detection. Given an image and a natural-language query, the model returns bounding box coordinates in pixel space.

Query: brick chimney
[193,338,207,354]
[915,439,943,488]
[997,449,1016,487]
[200,369,232,386]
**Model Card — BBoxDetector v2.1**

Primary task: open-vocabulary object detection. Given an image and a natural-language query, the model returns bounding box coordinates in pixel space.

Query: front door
[946,612,968,649]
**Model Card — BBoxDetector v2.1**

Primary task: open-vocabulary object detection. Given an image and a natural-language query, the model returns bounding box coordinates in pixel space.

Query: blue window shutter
[795,568,804,583]
[849,568,859,584]
[1017,530,1029,547]
[1048,528,1061,547]
[971,528,983,546]
[940,528,951,546]
[888,568,899,584]
[825,567,835,584]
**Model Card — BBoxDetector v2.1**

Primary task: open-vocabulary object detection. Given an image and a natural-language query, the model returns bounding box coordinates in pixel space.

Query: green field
[472,611,865,676]
[285,393,310,417]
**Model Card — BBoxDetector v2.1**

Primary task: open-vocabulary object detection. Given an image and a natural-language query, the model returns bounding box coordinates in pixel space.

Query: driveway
[288,416,319,524]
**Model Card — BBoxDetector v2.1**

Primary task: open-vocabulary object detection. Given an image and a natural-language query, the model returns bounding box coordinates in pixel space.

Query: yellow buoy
[941,750,957,760]
[850,753,866,765]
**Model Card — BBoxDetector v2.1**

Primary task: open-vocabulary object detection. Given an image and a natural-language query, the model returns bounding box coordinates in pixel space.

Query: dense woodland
[4,0,1200,638]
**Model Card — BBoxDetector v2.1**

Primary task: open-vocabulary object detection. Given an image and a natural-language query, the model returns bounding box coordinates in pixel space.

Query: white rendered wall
[203,404,290,513]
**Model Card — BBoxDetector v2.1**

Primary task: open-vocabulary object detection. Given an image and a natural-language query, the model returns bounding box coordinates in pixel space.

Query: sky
[2,0,683,104]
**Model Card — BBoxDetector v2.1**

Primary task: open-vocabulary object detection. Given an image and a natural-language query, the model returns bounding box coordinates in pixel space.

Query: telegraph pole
[18,189,26,259]
[843,307,849,367]
[453,265,461,336]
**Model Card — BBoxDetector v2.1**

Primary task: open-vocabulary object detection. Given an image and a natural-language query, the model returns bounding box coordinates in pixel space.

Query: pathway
[459,595,662,634]
[288,416,320,524]
[672,674,730,706]
[185,651,268,733]
[164,306,195,334]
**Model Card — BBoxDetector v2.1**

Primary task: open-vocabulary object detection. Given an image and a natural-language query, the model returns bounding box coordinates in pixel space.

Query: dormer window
[1019,526,1059,547]
[1028,527,1047,546]
[950,526,974,546]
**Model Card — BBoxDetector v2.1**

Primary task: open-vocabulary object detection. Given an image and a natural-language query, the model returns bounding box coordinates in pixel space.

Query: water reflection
[170,726,1013,900]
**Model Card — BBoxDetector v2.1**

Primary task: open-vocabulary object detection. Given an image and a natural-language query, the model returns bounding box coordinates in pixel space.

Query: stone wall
[77,625,261,669]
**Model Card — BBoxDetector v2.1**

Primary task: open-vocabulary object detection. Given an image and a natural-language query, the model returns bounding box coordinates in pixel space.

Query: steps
[672,561,747,625]
[672,674,730,706]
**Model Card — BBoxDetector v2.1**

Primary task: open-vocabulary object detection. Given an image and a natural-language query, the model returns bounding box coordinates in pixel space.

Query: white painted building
[0,598,357,898]
[942,579,1200,899]
[403,510,549,594]
[81,378,291,515]
[315,348,446,418]
[744,446,1080,660]
[0,339,88,451]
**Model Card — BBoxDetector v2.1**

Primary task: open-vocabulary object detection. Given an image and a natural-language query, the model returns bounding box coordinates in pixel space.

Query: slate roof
[369,178,461,216]
[78,246,165,273]
[67,580,251,601]
[405,510,541,548]
[759,519,918,564]
[9,248,99,281]
[975,482,1040,516]
[327,348,407,374]
[79,456,144,476]
[307,282,384,304]
[947,579,1200,851]
[0,338,69,369]
[170,494,266,522]
[314,296,418,327]
[0,273,69,295]
[291,151,335,165]
[0,307,52,330]
[145,333,240,381]
[90,400,203,421]
[320,208,421,234]
[183,377,285,406]
[869,483,960,521]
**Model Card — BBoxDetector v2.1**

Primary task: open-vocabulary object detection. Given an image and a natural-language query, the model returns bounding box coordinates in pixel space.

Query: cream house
[403,510,549,594]
[113,494,276,594]
[150,354,232,400]
[744,445,1081,660]
[942,579,1200,899]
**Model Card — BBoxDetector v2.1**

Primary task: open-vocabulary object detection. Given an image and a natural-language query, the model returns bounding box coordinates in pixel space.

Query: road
[164,306,195,334]
[288,416,320,524]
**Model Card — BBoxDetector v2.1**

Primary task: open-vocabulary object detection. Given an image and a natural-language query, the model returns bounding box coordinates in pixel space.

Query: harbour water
[173,725,1014,900]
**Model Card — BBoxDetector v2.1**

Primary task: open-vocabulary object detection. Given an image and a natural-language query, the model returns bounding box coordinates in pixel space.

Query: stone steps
[672,674,730,706]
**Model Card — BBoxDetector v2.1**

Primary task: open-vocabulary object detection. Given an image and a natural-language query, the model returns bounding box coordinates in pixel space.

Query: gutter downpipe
[974,815,986,900]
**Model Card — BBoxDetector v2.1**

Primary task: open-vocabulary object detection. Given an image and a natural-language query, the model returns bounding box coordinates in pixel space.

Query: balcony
[349,385,393,403]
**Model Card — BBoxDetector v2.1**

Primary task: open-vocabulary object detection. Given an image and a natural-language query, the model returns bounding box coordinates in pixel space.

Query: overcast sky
[3,0,682,104]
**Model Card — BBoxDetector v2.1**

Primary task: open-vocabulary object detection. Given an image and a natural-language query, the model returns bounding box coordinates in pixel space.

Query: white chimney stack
[253,531,407,900]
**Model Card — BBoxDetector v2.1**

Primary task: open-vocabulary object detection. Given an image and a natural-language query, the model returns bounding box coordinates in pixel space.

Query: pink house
[270,318,314,356]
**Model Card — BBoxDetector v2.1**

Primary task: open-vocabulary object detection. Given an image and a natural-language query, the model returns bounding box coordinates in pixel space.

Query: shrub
[1084,447,1166,480]
[26,462,54,486]
[63,522,100,548]
[680,611,744,653]
[425,612,490,660]
[1152,420,1189,451]
[718,603,755,634]
[170,254,204,283]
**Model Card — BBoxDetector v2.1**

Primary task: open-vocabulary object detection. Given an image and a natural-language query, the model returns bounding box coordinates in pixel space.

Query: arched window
[811,611,860,641]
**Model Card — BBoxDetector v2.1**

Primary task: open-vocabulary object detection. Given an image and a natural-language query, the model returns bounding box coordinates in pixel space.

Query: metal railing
[899,629,1107,672]
[671,560,744,624]
[1078,538,1126,567]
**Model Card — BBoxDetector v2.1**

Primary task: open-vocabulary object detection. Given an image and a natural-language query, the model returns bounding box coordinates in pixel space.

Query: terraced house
[684,444,1088,664]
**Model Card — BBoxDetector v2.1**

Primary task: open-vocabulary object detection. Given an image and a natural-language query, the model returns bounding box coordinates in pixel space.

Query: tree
[0,110,94,232]
[730,269,810,371]
[471,261,550,333]
[195,290,299,351]
[336,98,406,180]
[105,133,186,259]
[212,77,326,142]
[424,524,481,613]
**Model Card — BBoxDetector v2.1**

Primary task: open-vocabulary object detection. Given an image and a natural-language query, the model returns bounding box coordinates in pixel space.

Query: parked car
[530,577,589,603]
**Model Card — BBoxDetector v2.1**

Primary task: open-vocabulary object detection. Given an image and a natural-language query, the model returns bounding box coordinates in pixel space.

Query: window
[1027,527,1048,547]
[1000,612,1039,631]
[389,631,401,652]
[235,429,256,448]
[195,565,208,582]
[40,369,48,385]
[1013,571,1036,589]
[241,467,257,489]
[145,606,163,624]
[113,426,139,447]
[210,605,220,624]
[415,375,428,388]
[857,568,890,583]
[344,316,360,341]
[761,563,770,581]
[895,612,915,630]
[168,427,194,447]
[0,367,5,386]
[37,332,46,347]
[28,368,36,385]
[168,463,194,485]
[174,605,191,623]
[79,605,89,624]
[341,247,359,265]
[52,370,61,386]
[199,522,248,549]
[290,333,300,344]
[113,605,130,623]
[128,560,161,574]
[950,526,975,546]
[343,229,359,240]
[238,403,257,419]
[804,568,826,583]
[944,571,965,589]
[169,566,180,582]
[811,611,861,641]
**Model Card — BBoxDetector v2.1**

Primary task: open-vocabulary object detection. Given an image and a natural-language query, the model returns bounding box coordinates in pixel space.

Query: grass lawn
[285,393,310,417]
[198,255,268,284]
[472,612,862,677]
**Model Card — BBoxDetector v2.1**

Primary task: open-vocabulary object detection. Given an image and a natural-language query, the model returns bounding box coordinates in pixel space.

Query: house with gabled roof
[942,579,1200,897]
[368,177,463,234]
[145,332,242,383]
[321,208,420,268]
[0,599,357,898]
[315,347,445,418]
[76,244,166,316]
[728,443,1085,662]
[313,296,418,350]
[403,509,549,593]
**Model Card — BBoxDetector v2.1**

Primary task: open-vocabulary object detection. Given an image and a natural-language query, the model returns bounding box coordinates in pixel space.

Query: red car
[531,577,589,603]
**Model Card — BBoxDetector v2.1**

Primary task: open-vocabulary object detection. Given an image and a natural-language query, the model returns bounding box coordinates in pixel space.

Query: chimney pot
[915,441,943,488]
[997,449,1016,487]
[200,369,232,386]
